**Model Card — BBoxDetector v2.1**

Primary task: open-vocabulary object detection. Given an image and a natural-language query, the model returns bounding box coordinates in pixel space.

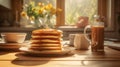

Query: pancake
[32,29,62,35]
[31,35,62,39]
[30,28,63,51]
[31,39,60,43]
[29,46,61,50]
[29,49,62,53]
[31,42,61,44]
[30,44,61,47]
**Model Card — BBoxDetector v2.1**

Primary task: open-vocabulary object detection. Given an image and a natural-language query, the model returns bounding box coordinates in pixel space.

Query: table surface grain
[0,46,120,67]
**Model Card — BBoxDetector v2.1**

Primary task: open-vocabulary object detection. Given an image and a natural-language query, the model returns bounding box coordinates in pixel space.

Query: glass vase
[44,16,55,29]
[29,18,44,28]
[20,17,36,28]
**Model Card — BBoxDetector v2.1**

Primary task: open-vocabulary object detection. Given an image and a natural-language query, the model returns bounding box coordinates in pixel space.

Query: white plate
[19,47,72,56]
[0,42,29,50]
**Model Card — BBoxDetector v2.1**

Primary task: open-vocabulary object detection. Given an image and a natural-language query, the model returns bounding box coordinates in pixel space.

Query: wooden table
[0,46,120,67]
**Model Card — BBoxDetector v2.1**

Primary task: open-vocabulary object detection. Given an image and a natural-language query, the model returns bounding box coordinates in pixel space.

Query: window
[21,0,114,29]
[65,0,98,25]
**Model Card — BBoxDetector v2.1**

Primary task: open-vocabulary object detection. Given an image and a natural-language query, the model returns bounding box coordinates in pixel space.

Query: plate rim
[19,47,71,55]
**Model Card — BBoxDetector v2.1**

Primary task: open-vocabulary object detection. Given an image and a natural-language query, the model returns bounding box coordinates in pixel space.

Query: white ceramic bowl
[1,33,27,43]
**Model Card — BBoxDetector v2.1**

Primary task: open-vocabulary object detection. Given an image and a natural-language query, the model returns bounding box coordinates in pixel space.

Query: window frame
[56,0,65,27]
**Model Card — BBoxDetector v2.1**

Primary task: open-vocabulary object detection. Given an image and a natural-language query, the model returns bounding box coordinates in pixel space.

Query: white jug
[74,34,90,50]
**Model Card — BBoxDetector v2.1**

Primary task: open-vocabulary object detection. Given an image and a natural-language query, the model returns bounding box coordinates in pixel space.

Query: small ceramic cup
[1,32,27,43]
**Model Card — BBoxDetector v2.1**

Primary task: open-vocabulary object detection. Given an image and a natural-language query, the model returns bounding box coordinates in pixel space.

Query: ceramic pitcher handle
[84,25,91,44]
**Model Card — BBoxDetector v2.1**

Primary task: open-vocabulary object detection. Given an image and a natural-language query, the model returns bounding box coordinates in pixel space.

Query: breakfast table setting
[0,26,120,67]
[0,32,120,67]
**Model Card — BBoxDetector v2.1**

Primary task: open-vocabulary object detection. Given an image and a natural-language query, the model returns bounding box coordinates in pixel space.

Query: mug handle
[84,25,91,44]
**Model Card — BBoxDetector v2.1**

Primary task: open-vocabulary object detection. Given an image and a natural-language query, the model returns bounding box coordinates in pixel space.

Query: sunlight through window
[65,0,98,25]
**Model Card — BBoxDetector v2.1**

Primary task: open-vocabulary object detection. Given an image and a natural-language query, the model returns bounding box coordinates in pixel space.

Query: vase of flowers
[20,1,62,28]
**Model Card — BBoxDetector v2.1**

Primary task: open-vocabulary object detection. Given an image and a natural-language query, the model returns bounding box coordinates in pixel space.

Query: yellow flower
[30,1,35,6]
[45,3,53,10]
[39,9,43,14]
[38,7,44,14]
[38,2,42,6]
[30,16,35,20]
[51,8,56,15]
[32,8,36,11]
[21,11,27,17]
[38,2,44,7]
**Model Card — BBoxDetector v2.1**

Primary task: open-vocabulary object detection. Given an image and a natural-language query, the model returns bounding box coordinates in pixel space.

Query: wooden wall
[0,0,23,27]
[115,0,120,35]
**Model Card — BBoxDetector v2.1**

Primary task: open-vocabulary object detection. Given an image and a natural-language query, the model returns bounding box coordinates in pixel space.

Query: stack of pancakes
[30,29,63,51]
